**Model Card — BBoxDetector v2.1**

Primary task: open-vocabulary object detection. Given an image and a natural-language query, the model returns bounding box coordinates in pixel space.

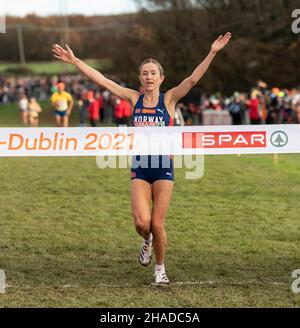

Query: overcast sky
[2,0,138,17]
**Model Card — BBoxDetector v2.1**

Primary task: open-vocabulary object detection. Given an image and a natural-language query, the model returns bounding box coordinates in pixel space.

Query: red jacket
[115,99,132,119]
[122,99,132,117]
[88,99,100,120]
[248,98,260,120]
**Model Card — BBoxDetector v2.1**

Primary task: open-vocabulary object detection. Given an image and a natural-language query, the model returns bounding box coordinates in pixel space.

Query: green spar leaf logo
[270,131,288,147]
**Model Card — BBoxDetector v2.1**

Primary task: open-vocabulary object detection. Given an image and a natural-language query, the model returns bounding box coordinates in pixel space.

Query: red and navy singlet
[131,93,174,184]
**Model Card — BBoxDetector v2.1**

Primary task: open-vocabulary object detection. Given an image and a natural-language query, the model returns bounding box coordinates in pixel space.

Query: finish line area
[0,125,296,157]
[0,126,299,308]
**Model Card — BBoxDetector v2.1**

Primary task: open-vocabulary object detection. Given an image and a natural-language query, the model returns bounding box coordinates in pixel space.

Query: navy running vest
[132,93,173,127]
[131,93,174,172]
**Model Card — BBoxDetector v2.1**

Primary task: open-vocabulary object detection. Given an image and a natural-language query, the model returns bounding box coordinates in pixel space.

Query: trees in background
[1,0,299,93]
[114,0,300,92]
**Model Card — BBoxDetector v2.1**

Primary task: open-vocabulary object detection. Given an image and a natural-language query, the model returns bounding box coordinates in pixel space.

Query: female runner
[52,32,231,284]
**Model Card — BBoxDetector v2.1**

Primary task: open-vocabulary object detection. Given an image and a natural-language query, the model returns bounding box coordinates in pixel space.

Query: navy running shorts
[131,155,174,184]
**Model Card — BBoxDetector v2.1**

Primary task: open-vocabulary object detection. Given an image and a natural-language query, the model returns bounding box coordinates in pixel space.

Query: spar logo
[182,131,266,148]
[270,131,288,148]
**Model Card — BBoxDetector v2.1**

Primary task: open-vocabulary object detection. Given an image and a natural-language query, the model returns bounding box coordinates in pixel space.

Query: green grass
[0,103,300,307]
[0,59,111,75]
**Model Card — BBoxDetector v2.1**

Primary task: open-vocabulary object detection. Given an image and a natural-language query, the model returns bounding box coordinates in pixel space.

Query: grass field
[0,59,111,75]
[0,102,300,307]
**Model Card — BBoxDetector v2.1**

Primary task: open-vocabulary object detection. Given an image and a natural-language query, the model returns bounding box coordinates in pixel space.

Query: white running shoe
[153,270,170,284]
[139,233,152,266]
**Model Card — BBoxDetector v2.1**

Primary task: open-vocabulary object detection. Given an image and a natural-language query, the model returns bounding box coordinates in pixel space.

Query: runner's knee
[134,215,150,234]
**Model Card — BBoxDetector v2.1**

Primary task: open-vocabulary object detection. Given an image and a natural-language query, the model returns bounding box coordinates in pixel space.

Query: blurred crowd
[1,75,300,127]
[191,80,300,126]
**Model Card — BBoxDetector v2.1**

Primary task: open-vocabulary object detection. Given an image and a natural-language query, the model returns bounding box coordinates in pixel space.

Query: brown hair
[139,58,164,76]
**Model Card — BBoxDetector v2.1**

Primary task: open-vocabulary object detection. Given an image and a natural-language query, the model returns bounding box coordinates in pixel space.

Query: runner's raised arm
[52,44,139,105]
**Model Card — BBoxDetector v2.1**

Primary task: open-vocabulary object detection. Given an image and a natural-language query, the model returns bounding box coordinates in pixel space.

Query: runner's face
[57,84,65,93]
[139,63,164,92]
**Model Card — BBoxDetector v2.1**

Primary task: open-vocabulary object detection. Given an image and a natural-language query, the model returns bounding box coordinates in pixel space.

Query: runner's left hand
[211,32,232,54]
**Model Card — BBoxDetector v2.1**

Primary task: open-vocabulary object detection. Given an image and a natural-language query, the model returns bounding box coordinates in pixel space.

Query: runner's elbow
[189,76,198,86]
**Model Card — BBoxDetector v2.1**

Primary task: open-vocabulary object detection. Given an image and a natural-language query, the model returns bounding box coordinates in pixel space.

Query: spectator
[19,94,29,125]
[121,98,132,126]
[87,91,100,127]
[228,92,242,125]
[28,97,42,127]
[291,88,300,123]
[247,90,261,124]
[102,90,113,124]
[95,91,104,123]
[174,104,185,126]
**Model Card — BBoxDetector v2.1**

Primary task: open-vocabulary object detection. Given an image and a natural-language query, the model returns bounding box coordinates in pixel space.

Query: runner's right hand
[52,44,78,65]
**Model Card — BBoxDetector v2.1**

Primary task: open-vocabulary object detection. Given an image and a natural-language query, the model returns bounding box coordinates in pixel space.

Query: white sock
[155,264,165,272]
